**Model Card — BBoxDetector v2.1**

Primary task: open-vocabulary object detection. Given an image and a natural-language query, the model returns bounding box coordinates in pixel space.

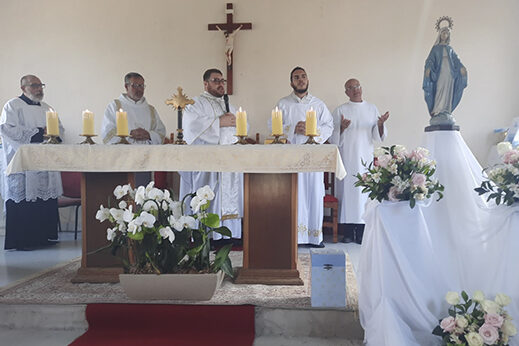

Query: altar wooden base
[71,172,134,283]
[235,173,303,285]
[235,268,303,285]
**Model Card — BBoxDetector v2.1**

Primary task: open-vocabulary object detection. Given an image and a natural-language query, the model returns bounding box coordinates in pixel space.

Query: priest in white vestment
[275,67,333,247]
[0,75,64,250]
[330,78,389,244]
[101,72,166,185]
[181,68,245,242]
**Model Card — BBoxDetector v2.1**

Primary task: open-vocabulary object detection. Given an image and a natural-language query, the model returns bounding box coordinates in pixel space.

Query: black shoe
[341,228,355,243]
[309,241,325,248]
[16,247,35,251]
[43,240,59,246]
[355,229,364,244]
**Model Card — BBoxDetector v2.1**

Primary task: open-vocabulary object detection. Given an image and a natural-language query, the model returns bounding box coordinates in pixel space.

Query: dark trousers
[4,198,58,250]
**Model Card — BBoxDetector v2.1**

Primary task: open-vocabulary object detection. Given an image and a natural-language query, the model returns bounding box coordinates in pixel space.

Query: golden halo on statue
[435,16,454,32]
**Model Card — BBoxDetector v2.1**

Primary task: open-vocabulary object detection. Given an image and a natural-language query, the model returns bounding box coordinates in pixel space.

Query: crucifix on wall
[208,3,252,95]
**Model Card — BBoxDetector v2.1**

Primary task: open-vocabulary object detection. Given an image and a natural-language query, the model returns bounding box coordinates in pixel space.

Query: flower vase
[119,271,224,300]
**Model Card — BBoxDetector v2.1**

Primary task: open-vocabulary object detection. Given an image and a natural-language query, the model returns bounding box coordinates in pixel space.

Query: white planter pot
[119,271,224,300]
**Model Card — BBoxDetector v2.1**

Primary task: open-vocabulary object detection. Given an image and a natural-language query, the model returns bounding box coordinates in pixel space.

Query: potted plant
[95,182,233,300]
[354,145,444,208]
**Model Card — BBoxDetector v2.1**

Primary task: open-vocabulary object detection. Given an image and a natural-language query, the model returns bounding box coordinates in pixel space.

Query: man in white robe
[330,78,389,244]
[101,72,166,185]
[275,67,333,247]
[0,75,64,250]
[181,68,245,244]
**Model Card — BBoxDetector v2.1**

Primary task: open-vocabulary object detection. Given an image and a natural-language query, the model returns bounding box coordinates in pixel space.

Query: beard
[26,92,43,103]
[291,82,309,94]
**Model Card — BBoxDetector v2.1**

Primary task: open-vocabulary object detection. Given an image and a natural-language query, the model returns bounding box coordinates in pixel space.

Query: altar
[6,144,346,285]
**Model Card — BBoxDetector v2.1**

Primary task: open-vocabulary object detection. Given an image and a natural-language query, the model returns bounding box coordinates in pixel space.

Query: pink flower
[503,150,519,164]
[377,154,392,168]
[440,316,456,333]
[479,323,499,345]
[484,313,504,328]
[411,173,426,187]
[387,186,400,202]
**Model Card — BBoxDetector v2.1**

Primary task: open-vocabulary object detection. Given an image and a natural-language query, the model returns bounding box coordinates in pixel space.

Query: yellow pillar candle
[271,106,283,136]
[116,109,129,136]
[305,107,317,136]
[236,107,247,136]
[82,109,95,135]
[46,109,59,136]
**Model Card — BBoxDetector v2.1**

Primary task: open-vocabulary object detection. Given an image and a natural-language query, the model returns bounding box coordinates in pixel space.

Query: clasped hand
[219,113,236,127]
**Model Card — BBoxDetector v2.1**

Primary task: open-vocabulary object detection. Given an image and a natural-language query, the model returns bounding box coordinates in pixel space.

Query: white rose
[456,315,468,329]
[373,147,386,158]
[445,291,460,305]
[495,293,512,307]
[502,320,518,336]
[481,299,500,314]
[465,332,484,346]
[497,141,513,156]
[472,290,485,303]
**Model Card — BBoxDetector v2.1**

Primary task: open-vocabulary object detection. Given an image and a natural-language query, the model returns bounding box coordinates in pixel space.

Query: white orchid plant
[95,182,233,277]
[475,142,519,206]
[354,145,444,208]
[433,290,517,345]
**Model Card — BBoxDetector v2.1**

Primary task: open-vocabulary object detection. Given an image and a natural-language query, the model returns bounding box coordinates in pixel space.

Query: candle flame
[48,108,55,112]
[118,108,124,112]
[275,106,279,112]
[238,106,243,112]
[309,107,314,112]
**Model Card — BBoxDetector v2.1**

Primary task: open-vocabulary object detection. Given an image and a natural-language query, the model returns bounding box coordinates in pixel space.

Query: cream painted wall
[1,0,518,163]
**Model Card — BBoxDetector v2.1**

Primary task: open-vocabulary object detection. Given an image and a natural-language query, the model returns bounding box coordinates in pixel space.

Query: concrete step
[0,304,364,345]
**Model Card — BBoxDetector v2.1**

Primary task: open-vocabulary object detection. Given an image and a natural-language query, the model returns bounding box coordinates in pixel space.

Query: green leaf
[128,232,144,241]
[200,213,220,228]
[461,290,469,302]
[220,257,234,278]
[213,226,232,238]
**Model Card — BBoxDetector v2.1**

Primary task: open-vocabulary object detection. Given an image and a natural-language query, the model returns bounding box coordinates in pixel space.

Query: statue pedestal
[424,124,460,132]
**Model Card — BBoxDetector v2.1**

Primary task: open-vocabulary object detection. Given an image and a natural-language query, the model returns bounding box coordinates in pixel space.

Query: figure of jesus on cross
[217,24,242,66]
[208,3,252,95]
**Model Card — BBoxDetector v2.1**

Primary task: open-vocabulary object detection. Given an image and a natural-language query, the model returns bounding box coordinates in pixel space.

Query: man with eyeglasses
[181,68,246,246]
[330,78,389,244]
[0,75,64,250]
[101,72,165,145]
[274,66,334,248]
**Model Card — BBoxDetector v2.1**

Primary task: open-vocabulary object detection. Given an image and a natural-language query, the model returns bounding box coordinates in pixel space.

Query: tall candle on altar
[46,109,59,136]
[116,108,129,136]
[305,107,317,136]
[271,106,283,136]
[236,107,247,136]
[82,109,95,135]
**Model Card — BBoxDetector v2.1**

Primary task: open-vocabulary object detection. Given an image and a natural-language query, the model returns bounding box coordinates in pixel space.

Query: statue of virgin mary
[423,16,467,126]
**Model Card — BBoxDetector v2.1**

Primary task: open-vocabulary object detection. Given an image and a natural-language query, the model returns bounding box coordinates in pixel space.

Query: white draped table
[7,144,346,284]
[359,131,519,345]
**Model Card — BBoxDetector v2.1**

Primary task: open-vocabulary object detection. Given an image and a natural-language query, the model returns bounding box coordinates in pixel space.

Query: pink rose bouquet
[354,145,444,208]
[433,290,517,345]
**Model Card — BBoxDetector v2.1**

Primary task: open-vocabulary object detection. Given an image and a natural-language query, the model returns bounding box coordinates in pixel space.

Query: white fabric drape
[359,131,519,345]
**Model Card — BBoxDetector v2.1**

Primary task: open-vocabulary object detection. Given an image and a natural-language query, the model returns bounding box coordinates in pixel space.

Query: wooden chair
[323,172,339,243]
[58,172,82,240]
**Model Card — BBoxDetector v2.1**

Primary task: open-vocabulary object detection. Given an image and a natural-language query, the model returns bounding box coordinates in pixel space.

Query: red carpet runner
[70,304,255,346]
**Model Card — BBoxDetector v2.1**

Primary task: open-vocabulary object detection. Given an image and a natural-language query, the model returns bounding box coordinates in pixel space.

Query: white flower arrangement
[476,142,519,206]
[96,182,233,276]
[433,290,517,345]
[354,145,444,208]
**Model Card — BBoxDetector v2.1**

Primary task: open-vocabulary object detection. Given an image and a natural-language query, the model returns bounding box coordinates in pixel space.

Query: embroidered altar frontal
[310,249,346,308]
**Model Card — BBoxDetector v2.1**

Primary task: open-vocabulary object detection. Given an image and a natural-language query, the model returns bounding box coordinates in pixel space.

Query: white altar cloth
[359,131,519,345]
[6,144,346,179]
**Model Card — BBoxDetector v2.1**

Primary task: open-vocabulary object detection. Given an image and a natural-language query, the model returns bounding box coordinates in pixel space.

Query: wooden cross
[208,3,252,95]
